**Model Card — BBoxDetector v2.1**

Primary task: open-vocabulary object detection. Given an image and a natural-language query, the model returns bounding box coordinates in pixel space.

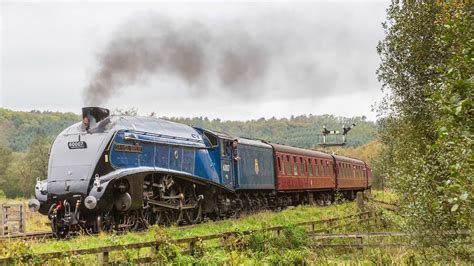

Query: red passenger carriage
[333,155,368,190]
[272,144,336,191]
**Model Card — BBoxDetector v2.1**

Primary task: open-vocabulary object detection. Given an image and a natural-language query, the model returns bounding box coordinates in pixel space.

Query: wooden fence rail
[0,209,470,265]
[0,211,378,265]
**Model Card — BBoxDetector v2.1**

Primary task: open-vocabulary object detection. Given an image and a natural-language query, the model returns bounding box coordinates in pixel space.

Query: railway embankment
[1,191,470,264]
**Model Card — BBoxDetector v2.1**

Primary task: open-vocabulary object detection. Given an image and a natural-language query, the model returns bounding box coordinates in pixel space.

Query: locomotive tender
[29,107,372,237]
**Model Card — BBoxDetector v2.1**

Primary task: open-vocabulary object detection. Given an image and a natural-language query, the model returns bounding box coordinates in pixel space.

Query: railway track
[0,201,357,243]
[0,216,215,243]
[0,231,53,241]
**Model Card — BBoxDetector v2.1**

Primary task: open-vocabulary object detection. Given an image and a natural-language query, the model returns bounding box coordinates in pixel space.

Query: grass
[0,201,364,264]
[26,202,358,254]
[371,189,398,203]
[2,190,471,265]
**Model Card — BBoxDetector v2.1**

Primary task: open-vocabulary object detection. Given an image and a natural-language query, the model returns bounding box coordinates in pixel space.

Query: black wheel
[51,219,69,239]
[154,208,165,225]
[183,187,202,224]
[185,201,202,224]
[143,206,154,226]
[164,187,183,225]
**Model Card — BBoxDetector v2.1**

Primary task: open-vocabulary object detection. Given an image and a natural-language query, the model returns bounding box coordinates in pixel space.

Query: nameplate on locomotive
[114,144,143,153]
[68,141,87,149]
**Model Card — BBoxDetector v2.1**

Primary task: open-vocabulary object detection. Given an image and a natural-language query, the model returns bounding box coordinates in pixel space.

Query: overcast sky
[1,0,389,121]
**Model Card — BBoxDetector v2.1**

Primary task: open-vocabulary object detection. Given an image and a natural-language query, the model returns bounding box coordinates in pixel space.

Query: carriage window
[286,155,291,175]
[293,156,298,175]
[325,161,329,176]
[313,160,317,176]
[322,160,326,176]
[277,156,282,173]
[317,160,321,176]
[308,160,313,176]
[318,160,321,176]
[300,157,305,176]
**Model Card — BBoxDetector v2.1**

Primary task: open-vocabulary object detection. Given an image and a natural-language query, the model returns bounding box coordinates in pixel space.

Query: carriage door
[220,139,235,189]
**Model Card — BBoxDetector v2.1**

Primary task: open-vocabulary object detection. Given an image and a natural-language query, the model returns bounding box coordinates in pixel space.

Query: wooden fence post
[189,238,196,256]
[356,192,365,212]
[20,204,25,234]
[356,236,363,250]
[98,251,109,265]
[0,205,4,236]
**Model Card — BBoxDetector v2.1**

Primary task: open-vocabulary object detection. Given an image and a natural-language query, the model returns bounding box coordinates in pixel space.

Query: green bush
[377,1,473,260]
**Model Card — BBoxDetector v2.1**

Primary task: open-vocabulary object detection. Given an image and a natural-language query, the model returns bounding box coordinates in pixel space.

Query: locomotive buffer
[318,123,356,148]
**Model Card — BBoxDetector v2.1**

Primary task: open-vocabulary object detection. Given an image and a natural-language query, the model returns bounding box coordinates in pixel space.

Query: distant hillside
[0,108,376,152]
[0,108,79,151]
[166,115,376,149]
[0,108,378,198]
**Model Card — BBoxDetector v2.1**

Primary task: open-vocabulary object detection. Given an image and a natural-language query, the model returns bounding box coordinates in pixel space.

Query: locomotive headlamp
[28,199,40,212]
[84,196,98,210]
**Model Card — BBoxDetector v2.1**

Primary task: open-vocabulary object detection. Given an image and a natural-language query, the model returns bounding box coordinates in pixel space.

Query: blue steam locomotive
[29,107,371,237]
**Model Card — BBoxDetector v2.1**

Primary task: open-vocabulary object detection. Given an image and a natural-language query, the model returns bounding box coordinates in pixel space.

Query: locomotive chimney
[82,107,110,130]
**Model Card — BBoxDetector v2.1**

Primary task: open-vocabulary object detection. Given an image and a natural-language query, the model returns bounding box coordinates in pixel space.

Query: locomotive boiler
[29,107,372,237]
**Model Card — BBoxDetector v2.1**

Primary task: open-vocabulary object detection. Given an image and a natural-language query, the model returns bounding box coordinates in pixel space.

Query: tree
[3,136,51,198]
[377,1,473,259]
[112,107,138,116]
[0,141,13,195]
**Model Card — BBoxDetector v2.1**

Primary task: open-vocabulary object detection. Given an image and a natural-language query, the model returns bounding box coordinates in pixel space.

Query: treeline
[0,108,79,152]
[376,2,472,259]
[0,108,377,198]
[166,115,376,149]
[0,109,79,198]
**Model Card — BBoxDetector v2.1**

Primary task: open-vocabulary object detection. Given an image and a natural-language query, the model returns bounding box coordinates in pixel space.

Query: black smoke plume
[83,3,385,106]
[83,15,269,106]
